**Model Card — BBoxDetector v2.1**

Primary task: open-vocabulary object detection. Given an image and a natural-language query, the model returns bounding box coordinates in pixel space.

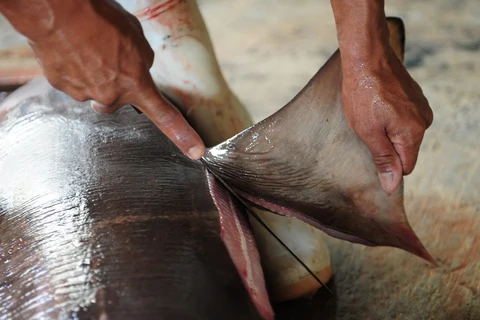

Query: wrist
[330,0,391,73]
[341,45,395,78]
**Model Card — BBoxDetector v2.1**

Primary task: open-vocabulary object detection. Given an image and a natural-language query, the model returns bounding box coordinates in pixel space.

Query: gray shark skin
[203,18,434,264]
[0,78,270,319]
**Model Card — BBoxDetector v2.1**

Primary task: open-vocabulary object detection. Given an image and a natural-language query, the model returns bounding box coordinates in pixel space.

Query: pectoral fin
[203,17,434,264]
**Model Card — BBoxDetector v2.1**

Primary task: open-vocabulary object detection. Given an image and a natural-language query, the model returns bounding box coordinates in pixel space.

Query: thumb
[363,133,404,195]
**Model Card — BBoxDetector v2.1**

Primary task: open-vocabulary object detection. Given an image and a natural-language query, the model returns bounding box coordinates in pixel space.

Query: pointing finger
[131,87,205,160]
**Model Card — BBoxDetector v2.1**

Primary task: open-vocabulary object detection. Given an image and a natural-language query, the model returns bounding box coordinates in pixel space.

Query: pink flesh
[206,172,274,320]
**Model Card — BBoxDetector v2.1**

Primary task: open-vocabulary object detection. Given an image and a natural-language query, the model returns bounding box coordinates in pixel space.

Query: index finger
[130,87,205,160]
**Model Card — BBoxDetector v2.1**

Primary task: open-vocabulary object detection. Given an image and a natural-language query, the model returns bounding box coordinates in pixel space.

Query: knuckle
[373,153,395,170]
[411,121,427,136]
[119,73,144,92]
[401,151,418,175]
[70,92,89,102]
[403,164,415,176]
[145,46,155,67]
[397,133,421,151]
[153,108,179,127]
[47,77,62,91]
[425,106,434,128]
[96,94,118,107]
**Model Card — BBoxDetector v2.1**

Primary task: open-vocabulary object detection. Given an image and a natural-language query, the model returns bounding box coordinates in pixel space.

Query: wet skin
[0,79,262,319]
[0,15,433,320]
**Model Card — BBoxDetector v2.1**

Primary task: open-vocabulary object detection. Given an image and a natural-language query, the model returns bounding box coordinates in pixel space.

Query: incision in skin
[207,172,274,320]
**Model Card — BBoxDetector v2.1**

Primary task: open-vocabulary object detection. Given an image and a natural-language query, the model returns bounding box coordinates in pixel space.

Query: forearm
[330,0,391,72]
[0,0,85,42]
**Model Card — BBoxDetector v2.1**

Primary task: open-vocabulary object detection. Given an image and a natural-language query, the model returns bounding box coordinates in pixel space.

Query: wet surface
[1,0,479,318]
[0,78,341,319]
[203,42,435,265]
[197,1,480,319]
[0,79,263,319]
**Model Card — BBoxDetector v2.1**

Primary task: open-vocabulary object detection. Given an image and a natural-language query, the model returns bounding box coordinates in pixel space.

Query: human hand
[0,0,204,159]
[341,48,433,194]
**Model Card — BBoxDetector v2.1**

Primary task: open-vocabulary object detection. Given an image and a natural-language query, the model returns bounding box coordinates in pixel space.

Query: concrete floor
[1,0,479,318]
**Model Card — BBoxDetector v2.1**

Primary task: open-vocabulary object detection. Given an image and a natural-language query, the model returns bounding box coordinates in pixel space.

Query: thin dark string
[200,158,338,301]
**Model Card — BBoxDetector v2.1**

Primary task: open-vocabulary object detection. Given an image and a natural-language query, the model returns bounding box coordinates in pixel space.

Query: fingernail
[379,172,395,194]
[186,145,205,160]
[91,101,106,113]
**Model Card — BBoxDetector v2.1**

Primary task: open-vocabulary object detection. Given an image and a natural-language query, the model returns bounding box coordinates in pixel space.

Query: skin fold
[0,1,433,193]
